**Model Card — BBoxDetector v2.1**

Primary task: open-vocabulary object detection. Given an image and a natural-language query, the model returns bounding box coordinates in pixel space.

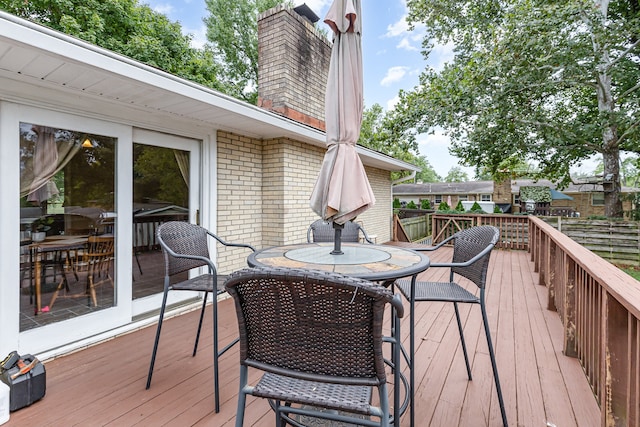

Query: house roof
[393,181,494,196]
[394,178,640,196]
[0,12,419,173]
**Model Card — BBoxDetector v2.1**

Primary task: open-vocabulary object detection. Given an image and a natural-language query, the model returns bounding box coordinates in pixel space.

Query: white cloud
[385,16,410,38]
[397,37,418,51]
[380,66,410,86]
[150,2,174,15]
[386,95,400,110]
[427,42,455,72]
[183,24,208,49]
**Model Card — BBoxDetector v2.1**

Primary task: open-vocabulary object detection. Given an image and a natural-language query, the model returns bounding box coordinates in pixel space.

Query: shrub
[406,200,417,209]
[438,201,450,211]
[393,198,401,209]
[421,199,431,210]
[455,201,465,211]
[493,205,503,213]
[470,202,484,213]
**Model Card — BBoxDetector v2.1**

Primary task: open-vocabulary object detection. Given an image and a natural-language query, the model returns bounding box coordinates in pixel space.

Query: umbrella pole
[331,222,344,255]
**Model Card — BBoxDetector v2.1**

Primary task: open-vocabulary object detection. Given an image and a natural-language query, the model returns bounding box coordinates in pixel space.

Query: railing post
[601,292,629,426]
[563,255,578,357]
[547,241,556,310]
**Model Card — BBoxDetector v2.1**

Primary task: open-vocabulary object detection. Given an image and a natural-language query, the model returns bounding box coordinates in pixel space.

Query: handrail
[529,215,640,425]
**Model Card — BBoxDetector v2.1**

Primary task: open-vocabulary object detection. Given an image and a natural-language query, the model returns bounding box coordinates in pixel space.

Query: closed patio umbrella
[309,0,375,252]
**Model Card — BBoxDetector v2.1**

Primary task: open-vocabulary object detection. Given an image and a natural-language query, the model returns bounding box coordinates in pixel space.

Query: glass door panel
[131,130,200,316]
[18,123,116,331]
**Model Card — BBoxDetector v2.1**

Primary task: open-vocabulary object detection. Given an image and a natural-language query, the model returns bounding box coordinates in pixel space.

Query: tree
[444,166,469,183]
[0,0,224,91]
[397,0,640,217]
[358,104,435,181]
[204,0,292,104]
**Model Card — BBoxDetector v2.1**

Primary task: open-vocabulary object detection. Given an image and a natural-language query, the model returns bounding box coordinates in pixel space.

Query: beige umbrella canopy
[309,0,375,227]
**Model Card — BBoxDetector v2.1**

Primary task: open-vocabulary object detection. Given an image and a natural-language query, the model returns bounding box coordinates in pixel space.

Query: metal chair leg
[212,294,220,413]
[192,292,208,356]
[453,302,473,380]
[146,287,169,389]
[235,367,248,427]
[481,301,508,426]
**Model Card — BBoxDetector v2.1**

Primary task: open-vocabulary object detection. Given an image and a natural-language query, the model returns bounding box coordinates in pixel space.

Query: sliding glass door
[131,129,200,317]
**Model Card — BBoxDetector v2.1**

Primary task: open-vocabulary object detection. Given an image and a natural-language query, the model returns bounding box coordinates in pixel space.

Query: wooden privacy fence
[543,217,640,266]
[395,214,431,243]
[529,215,640,426]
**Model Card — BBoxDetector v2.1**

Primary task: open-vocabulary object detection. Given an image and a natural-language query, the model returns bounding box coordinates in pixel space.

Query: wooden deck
[5,247,600,426]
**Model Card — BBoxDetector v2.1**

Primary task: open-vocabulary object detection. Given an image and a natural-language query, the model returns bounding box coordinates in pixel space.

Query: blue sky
[143,0,474,178]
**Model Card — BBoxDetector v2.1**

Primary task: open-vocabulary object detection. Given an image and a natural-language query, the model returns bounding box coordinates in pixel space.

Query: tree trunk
[593,0,623,217]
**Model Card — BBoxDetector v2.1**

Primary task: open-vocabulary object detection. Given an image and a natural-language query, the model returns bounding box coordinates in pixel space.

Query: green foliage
[204,0,291,103]
[393,198,402,209]
[470,202,484,213]
[493,205,503,214]
[623,193,640,221]
[357,104,430,182]
[455,201,464,211]
[520,186,552,203]
[1,0,224,92]
[406,200,418,209]
[443,166,468,183]
[421,199,431,209]
[437,201,450,211]
[395,0,640,217]
[32,216,53,232]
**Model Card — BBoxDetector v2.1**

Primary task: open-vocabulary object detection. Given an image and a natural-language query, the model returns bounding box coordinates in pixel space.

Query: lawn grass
[622,267,640,281]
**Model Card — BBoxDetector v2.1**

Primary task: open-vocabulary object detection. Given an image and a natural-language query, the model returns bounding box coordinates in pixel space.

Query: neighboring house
[394,178,638,216]
[0,7,419,358]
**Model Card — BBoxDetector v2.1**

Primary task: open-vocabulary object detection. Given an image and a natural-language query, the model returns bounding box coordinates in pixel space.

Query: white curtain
[20,125,81,200]
[173,149,189,189]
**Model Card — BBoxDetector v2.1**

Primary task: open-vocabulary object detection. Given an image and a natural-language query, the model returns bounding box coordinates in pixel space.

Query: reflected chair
[394,225,508,426]
[307,219,374,244]
[146,221,255,413]
[225,267,406,427]
[49,235,114,309]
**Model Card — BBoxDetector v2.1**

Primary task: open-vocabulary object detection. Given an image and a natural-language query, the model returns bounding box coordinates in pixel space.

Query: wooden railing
[529,215,640,426]
[431,213,529,250]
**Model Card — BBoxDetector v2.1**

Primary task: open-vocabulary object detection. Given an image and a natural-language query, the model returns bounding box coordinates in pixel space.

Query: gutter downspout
[392,170,416,185]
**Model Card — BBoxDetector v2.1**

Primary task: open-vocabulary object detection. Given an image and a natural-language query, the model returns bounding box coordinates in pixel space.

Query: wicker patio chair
[394,225,508,426]
[307,219,374,244]
[225,267,406,427]
[146,221,255,413]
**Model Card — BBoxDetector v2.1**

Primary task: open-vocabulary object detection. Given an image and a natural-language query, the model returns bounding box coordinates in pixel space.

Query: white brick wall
[216,131,393,272]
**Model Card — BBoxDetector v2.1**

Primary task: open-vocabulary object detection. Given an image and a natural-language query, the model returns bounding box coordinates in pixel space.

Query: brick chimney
[257,4,331,130]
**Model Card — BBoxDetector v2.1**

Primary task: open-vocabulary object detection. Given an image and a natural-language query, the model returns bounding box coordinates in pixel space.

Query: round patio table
[247,242,430,283]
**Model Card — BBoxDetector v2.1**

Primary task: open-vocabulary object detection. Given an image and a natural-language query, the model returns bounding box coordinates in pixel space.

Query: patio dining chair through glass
[225,267,408,427]
[394,225,508,426]
[145,221,255,413]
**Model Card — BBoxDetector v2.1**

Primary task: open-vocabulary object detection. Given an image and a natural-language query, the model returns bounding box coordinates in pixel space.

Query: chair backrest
[156,221,210,276]
[225,267,399,386]
[82,235,114,273]
[307,219,370,243]
[451,226,500,288]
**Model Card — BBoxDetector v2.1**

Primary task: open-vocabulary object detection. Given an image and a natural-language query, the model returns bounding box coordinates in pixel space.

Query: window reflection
[132,144,189,300]
[19,123,116,331]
